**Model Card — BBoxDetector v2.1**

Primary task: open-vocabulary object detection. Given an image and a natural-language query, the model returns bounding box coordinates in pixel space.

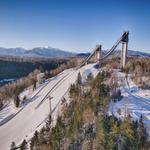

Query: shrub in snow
[111,89,123,102]
[0,101,3,110]
[13,95,20,107]
[10,141,16,150]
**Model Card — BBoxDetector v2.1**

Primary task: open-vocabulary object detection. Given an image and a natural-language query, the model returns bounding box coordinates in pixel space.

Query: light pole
[48,95,53,129]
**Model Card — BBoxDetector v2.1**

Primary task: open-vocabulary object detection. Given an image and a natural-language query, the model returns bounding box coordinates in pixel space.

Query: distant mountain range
[77,50,150,58]
[126,50,150,57]
[0,47,149,58]
[0,47,75,58]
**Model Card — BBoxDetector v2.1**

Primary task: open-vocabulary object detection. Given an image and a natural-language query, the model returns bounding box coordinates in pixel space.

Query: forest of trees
[124,58,150,89]
[0,59,68,80]
[0,69,40,108]
[0,58,79,109]
[11,71,149,150]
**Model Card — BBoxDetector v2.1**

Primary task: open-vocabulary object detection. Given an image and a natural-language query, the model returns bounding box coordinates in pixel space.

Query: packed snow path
[0,63,98,150]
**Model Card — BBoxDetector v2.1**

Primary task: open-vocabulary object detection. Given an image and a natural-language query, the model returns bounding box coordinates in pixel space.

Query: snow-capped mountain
[0,47,75,58]
[25,47,75,57]
[0,47,149,58]
[0,47,26,56]
[77,50,150,58]
[127,50,150,57]
[102,49,150,58]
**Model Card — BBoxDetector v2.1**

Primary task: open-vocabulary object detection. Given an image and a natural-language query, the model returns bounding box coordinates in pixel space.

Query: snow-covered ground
[0,80,49,126]
[1,64,149,149]
[0,63,99,150]
[109,70,150,138]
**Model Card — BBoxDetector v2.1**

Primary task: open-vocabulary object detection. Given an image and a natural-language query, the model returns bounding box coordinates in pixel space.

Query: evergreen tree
[10,141,16,150]
[0,100,3,110]
[87,73,93,85]
[120,115,136,149]
[76,72,82,86]
[13,95,20,107]
[108,121,121,150]
[137,115,147,149]
[49,116,64,149]
[30,131,39,150]
[20,139,27,150]
[39,65,44,73]
[69,84,77,98]
[95,117,105,150]
[33,79,37,90]
[95,72,104,86]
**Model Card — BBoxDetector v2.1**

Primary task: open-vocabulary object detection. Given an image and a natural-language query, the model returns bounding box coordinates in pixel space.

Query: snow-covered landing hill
[0,63,99,150]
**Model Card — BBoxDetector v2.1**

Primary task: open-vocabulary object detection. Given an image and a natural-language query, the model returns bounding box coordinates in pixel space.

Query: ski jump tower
[95,45,102,61]
[121,31,129,68]
[80,31,129,69]
[94,32,129,68]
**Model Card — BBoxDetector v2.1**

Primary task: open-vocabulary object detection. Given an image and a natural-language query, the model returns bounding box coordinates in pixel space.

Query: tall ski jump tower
[121,31,129,68]
[95,44,102,63]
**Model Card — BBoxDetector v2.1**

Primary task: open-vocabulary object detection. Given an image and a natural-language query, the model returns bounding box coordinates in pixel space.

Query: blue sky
[0,0,149,53]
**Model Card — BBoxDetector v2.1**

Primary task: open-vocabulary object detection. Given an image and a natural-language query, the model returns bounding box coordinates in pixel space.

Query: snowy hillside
[109,70,150,138]
[0,63,99,150]
[0,63,150,149]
